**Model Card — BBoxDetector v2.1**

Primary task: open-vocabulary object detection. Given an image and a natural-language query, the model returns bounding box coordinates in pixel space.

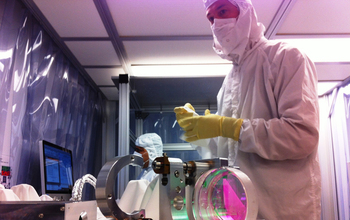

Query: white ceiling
[23,0,350,107]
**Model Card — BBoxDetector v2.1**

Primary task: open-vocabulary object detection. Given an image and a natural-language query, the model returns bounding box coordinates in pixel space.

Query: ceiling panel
[251,0,283,30]
[99,87,119,101]
[65,41,121,66]
[86,68,125,86]
[107,0,210,36]
[107,0,282,37]
[124,40,228,65]
[33,0,108,37]
[278,0,350,34]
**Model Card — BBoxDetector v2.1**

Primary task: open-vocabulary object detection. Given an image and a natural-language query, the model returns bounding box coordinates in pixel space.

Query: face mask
[133,151,150,168]
[133,151,142,158]
[211,18,237,58]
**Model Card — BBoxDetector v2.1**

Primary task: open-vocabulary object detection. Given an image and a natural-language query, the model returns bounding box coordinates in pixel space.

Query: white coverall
[207,0,321,219]
[135,133,163,182]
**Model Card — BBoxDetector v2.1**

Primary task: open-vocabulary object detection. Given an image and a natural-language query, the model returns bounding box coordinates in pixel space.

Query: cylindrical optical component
[193,167,258,220]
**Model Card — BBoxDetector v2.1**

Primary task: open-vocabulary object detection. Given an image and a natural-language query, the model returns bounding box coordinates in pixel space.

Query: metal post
[117,74,130,198]
[103,101,116,165]
[134,117,143,178]
[135,118,143,137]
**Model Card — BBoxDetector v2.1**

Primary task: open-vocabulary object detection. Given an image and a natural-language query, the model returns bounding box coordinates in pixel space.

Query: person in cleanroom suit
[117,133,163,215]
[133,133,163,182]
[174,0,321,219]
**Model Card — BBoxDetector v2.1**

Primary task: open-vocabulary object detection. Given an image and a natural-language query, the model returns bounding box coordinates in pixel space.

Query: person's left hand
[179,109,243,142]
[180,109,222,141]
[174,103,197,127]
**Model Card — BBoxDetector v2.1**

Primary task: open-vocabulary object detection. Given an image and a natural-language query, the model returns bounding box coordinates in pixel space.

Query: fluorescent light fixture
[131,64,232,77]
[163,143,196,151]
[272,38,350,63]
[318,81,340,96]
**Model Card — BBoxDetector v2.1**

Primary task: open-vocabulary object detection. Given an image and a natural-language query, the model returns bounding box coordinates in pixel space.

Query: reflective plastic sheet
[0,0,104,195]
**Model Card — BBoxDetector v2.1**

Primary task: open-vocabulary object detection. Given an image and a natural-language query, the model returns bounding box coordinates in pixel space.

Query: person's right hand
[174,103,196,128]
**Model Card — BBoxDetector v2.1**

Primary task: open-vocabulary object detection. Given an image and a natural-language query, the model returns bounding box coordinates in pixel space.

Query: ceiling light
[131,64,232,77]
[272,38,350,63]
[318,81,340,96]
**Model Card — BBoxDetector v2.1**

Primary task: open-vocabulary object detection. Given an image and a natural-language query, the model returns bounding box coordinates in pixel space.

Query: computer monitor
[39,140,74,201]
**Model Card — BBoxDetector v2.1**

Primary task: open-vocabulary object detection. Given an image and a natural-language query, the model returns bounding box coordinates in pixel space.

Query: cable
[70,174,97,201]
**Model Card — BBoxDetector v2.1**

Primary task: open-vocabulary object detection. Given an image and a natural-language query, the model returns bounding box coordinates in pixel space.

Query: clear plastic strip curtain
[318,84,350,220]
[0,0,104,195]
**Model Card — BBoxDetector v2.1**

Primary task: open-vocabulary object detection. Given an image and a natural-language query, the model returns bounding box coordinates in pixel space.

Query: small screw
[174,170,180,178]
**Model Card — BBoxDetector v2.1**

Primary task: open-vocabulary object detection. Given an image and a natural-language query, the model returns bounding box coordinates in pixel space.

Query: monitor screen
[39,140,74,201]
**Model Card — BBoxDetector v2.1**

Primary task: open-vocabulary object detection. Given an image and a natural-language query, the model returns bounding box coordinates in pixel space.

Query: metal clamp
[95,155,145,219]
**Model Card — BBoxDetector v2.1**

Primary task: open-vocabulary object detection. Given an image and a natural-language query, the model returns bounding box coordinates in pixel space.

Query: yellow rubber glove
[180,109,243,142]
[174,103,197,128]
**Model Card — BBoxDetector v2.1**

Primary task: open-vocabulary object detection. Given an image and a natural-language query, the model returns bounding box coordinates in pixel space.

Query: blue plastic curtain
[0,0,104,194]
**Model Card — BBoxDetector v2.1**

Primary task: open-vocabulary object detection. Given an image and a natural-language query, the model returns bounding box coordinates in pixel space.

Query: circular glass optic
[194,167,257,220]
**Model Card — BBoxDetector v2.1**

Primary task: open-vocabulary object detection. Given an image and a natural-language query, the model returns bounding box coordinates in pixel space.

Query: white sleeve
[239,48,319,160]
